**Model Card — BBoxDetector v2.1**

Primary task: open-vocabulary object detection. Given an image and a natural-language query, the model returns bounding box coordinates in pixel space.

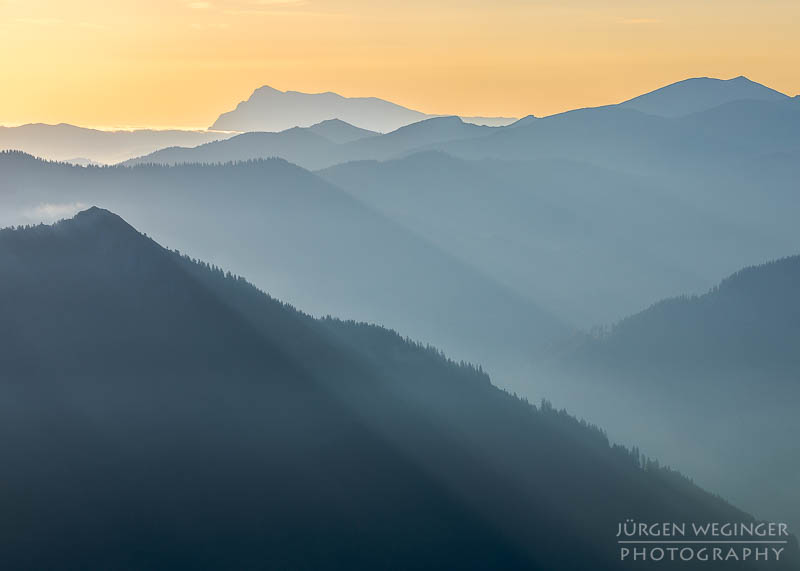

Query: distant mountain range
[313,93,799,327]
[1,207,786,570]
[432,97,800,177]
[125,116,496,170]
[209,85,428,132]
[209,84,517,132]
[0,123,231,164]
[2,75,794,165]
[209,76,794,133]
[123,76,799,181]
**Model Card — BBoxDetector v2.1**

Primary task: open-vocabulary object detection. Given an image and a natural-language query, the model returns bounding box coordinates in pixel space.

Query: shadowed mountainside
[0,207,790,570]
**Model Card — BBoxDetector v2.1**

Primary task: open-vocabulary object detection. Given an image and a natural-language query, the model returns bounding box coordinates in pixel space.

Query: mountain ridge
[124,116,498,169]
[209,85,517,132]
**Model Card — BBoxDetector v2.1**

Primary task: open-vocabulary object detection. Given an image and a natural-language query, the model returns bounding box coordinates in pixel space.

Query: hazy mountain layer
[123,128,340,169]
[0,208,786,570]
[0,151,566,377]
[3,75,790,166]
[320,150,797,328]
[125,116,496,170]
[548,256,800,532]
[434,98,800,177]
[210,85,429,132]
[127,77,799,182]
[460,115,518,127]
[0,123,232,164]
[209,85,516,132]
[307,118,379,143]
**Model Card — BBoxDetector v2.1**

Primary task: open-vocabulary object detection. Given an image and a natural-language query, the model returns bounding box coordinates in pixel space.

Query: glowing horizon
[1,0,798,129]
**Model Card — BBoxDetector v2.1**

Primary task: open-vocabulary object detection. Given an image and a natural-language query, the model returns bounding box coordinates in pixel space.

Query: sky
[1,0,798,129]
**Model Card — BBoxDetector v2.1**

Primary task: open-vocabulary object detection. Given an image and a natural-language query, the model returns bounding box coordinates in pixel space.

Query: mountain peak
[251,85,283,97]
[306,118,378,143]
[70,206,123,225]
[311,118,353,128]
[57,207,141,240]
[510,114,538,128]
[619,75,790,117]
[74,205,113,219]
[400,116,464,130]
[210,86,428,133]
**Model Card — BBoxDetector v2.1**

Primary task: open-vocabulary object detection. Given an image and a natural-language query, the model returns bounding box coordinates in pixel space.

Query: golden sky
[1,0,798,129]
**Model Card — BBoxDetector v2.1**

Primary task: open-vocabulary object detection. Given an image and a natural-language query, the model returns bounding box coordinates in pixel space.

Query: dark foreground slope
[0,209,788,570]
[553,256,800,532]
